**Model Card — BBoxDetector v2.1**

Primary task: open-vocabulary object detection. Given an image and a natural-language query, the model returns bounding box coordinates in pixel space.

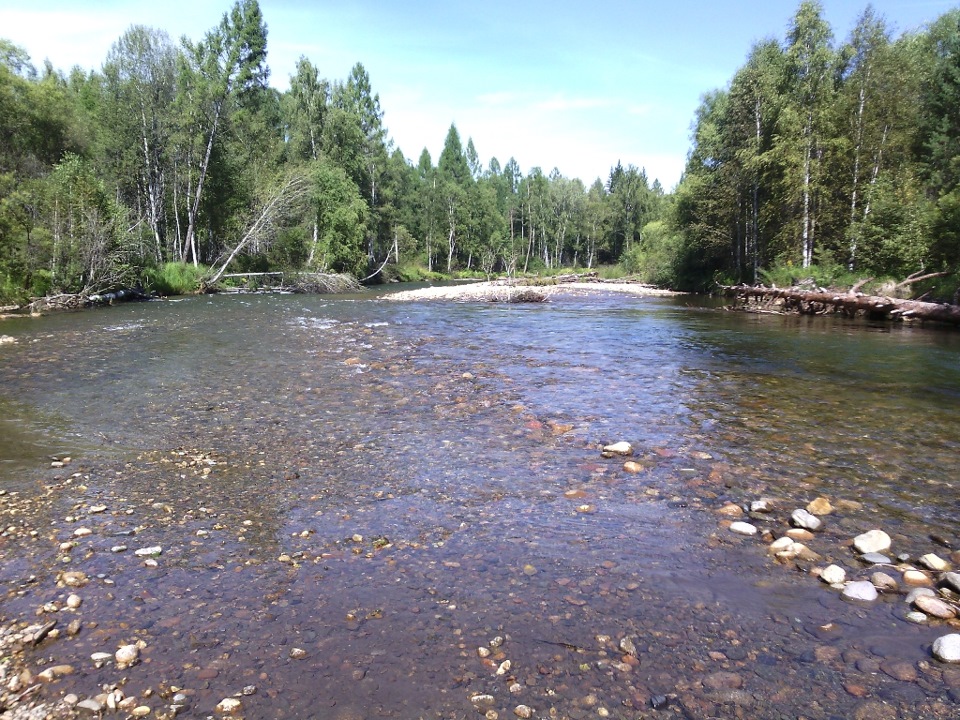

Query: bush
[143,262,207,296]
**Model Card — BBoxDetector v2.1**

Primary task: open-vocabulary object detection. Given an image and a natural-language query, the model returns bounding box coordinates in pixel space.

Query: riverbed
[0,288,958,719]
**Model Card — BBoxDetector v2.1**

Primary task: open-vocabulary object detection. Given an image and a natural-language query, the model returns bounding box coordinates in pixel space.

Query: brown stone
[880,659,918,682]
[786,528,815,541]
[716,503,743,518]
[702,671,743,691]
[806,497,833,515]
[843,682,868,698]
[852,701,897,720]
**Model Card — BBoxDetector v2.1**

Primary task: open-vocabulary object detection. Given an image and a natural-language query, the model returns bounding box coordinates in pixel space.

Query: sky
[1,0,956,190]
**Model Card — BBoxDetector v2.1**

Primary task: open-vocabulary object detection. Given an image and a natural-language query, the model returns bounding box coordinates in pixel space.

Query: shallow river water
[1,288,959,720]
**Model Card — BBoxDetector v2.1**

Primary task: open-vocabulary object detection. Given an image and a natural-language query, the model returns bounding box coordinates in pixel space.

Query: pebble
[914,595,957,619]
[785,528,815,541]
[513,705,534,719]
[903,569,932,586]
[729,521,757,536]
[717,503,744,518]
[61,571,88,587]
[750,499,773,513]
[853,530,891,555]
[906,587,936,603]
[111,545,127,553]
[943,572,960,593]
[215,698,242,714]
[820,565,846,585]
[289,647,307,659]
[919,553,949,571]
[906,611,928,624]
[601,441,633,456]
[66,594,82,609]
[131,707,151,717]
[860,552,892,565]
[115,644,139,667]
[842,581,878,603]
[806,497,833,515]
[932,634,960,663]
[134,546,162,557]
[91,652,112,667]
[73,528,92,537]
[77,699,103,713]
[790,509,822,531]
[623,461,643,473]
[870,572,898,592]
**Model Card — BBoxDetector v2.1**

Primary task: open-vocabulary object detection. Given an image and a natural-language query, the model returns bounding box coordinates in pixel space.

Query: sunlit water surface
[1,289,958,719]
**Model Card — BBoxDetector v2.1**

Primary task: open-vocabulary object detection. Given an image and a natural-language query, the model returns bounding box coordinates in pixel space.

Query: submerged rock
[601,442,633,457]
[842,581,878,603]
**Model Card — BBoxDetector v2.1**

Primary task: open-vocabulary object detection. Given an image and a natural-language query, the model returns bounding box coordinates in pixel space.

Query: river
[0,288,958,719]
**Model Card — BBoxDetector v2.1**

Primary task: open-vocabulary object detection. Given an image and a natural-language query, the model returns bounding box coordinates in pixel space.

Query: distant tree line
[1,0,958,301]
[669,1,960,291]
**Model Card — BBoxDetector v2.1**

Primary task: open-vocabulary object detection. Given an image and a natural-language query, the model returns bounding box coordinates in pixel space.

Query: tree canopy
[1,0,958,301]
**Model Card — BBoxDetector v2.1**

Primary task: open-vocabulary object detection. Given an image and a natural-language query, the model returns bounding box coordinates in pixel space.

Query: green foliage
[142,262,207,296]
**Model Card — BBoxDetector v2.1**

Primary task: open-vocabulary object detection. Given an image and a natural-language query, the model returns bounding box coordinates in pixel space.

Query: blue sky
[1,0,955,189]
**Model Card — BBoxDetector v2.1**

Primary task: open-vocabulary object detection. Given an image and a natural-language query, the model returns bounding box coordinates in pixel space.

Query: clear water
[1,291,958,719]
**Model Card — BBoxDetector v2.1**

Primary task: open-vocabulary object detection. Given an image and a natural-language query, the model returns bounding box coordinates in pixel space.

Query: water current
[0,288,958,719]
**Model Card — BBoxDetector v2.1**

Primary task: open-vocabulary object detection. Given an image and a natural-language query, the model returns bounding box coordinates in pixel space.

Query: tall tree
[172,0,268,266]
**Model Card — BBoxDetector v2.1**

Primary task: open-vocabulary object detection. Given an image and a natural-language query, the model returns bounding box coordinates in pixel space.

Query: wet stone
[853,530,891,555]
[871,572,898,592]
[790,509,822,532]
[942,572,960,593]
[932,634,960,663]
[860,552,892,565]
[880,659,918,682]
[729,521,757,536]
[842,581,878,603]
[914,595,957,619]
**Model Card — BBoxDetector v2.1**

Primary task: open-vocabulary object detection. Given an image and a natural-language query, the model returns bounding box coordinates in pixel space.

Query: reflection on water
[0,291,958,719]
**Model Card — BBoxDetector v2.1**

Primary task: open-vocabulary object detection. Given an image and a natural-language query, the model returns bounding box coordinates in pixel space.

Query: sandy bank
[382,279,682,301]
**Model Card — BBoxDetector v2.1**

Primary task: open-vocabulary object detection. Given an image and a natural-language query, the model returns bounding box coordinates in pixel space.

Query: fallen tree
[724,282,960,326]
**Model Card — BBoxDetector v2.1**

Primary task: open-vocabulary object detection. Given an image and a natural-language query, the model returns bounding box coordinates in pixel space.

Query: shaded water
[1,290,959,719]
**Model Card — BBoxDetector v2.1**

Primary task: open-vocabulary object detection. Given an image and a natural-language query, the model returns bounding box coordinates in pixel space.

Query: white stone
[729,521,758,536]
[906,611,928,624]
[853,529,891,555]
[790,509,822,531]
[115,644,139,667]
[820,565,846,585]
[906,587,936,604]
[750,499,773,513]
[932,634,960,663]
[842,580,878,603]
[768,537,794,553]
[134,546,162,557]
[919,553,949,572]
[513,706,534,719]
[601,442,633,456]
[66,594,82,609]
[943,572,960,593]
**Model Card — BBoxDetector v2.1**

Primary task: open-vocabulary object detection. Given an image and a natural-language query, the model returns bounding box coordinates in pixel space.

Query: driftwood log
[725,284,960,326]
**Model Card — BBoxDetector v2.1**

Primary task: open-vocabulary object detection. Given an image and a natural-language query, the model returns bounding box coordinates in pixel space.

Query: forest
[1,0,959,302]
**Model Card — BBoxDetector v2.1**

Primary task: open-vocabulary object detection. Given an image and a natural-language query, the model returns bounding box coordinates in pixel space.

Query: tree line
[669,1,960,291]
[1,0,958,301]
